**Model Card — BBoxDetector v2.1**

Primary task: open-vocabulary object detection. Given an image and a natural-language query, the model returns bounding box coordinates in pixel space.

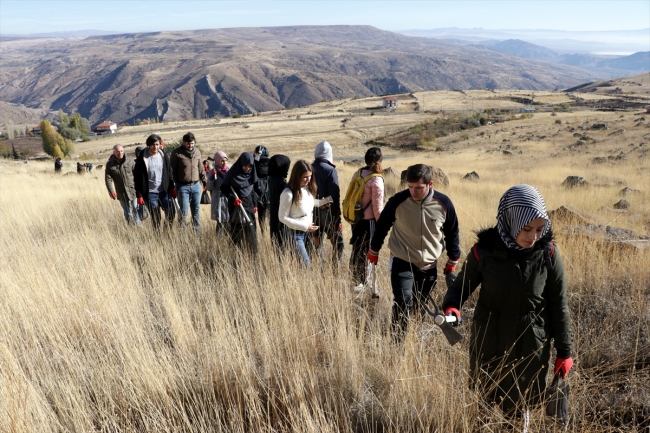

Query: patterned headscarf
[497,184,550,251]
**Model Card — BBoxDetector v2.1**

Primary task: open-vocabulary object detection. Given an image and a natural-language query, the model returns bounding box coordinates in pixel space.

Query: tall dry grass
[1,154,648,432]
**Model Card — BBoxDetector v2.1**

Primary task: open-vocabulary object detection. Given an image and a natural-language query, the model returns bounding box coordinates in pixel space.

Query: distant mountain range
[400,28,650,54]
[0,25,619,125]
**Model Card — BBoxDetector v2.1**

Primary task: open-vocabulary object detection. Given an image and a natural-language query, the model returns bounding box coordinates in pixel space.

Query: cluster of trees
[40,119,74,158]
[57,110,91,141]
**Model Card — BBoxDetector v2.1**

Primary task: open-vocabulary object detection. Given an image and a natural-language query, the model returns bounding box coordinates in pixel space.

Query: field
[1,90,649,432]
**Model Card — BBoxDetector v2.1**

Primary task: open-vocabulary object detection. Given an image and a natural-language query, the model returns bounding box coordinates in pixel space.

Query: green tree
[40,119,64,158]
[58,109,70,127]
[60,137,75,157]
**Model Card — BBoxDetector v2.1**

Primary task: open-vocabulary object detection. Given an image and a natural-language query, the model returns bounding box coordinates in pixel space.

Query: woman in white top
[278,160,332,268]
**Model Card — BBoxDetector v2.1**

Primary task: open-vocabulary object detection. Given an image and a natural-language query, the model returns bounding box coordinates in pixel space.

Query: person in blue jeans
[278,160,333,268]
[134,136,176,229]
[170,132,206,230]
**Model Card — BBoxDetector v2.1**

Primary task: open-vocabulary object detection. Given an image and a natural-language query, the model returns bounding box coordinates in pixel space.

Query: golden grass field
[1,90,649,432]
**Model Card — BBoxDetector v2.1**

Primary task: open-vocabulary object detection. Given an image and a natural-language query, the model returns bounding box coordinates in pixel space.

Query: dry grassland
[1,95,649,432]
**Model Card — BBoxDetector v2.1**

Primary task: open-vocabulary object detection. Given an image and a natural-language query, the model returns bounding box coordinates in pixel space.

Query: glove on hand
[170,188,177,199]
[109,192,117,200]
[253,207,258,213]
[367,248,379,265]
[445,271,458,288]
[554,357,573,379]
[444,307,462,326]
[137,197,145,206]
[337,223,343,232]
[234,198,242,207]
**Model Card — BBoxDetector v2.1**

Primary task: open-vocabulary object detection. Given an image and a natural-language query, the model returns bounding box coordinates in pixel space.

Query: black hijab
[268,154,291,179]
[222,152,258,197]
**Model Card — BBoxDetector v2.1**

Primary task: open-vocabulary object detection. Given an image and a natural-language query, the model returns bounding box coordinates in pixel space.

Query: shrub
[0,141,11,158]
[232,114,242,119]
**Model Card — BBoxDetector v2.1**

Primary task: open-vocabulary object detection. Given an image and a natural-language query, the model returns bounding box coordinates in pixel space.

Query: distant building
[383,96,397,109]
[521,107,535,113]
[141,119,150,125]
[94,121,117,135]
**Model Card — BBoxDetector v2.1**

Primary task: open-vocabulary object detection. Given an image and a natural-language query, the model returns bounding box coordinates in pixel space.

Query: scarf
[222,152,258,197]
[496,184,550,251]
[214,151,229,176]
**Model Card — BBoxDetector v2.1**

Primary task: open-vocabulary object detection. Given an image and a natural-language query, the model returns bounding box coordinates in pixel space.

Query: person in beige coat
[170,132,207,229]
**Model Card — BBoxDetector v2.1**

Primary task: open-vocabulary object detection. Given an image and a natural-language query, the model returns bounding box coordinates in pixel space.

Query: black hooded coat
[221,152,261,218]
[268,155,291,245]
[443,227,572,413]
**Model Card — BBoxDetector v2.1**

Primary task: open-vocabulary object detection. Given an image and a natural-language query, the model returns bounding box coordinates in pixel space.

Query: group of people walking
[105,132,573,421]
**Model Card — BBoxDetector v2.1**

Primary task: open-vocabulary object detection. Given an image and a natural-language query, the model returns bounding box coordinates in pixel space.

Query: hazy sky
[1,0,648,35]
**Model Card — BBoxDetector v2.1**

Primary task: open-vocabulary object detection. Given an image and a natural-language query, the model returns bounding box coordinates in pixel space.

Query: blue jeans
[287,228,310,268]
[119,198,141,226]
[147,190,174,228]
[176,182,201,229]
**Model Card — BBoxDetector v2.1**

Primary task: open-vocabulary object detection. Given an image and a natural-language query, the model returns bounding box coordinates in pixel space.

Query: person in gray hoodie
[311,140,344,267]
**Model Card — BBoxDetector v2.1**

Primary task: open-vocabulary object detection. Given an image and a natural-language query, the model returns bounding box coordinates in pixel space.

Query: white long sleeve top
[278,187,330,232]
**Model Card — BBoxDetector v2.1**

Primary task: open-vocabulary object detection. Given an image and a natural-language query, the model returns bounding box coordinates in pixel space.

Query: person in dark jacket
[442,184,573,417]
[221,152,261,254]
[368,164,460,338]
[134,134,177,228]
[54,157,63,173]
[253,145,271,233]
[105,144,140,226]
[312,140,344,267]
[268,154,291,248]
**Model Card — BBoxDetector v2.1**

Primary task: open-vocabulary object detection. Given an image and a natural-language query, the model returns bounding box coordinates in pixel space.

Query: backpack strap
[472,243,484,272]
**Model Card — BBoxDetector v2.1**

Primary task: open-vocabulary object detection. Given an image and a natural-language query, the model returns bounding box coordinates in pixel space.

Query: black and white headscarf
[496,184,550,251]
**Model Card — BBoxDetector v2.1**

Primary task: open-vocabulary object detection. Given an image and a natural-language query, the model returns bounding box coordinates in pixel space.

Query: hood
[255,156,270,178]
[476,226,554,252]
[268,154,291,179]
[314,140,333,164]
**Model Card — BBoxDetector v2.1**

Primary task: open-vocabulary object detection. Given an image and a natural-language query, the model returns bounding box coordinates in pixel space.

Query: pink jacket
[351,168,384,220]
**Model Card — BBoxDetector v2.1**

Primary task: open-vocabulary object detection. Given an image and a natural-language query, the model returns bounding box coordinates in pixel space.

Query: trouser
[390,256,438,338]
[176,182,201,229]
[284,226,311,268]
[215,221,227,236]
[349,219,376,285]
[119,198,141,226]
[228,219,258,255]
[147,191,174,229]
[313,207,344,267]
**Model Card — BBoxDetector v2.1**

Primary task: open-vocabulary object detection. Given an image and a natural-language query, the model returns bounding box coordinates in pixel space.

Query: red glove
[137,197,145,206]
[337,223,343,232]
[203,186,207,192]
[109,192,117,200]
[234,198,242,207]
[170,188,177,199]
[554,357,573,379]
[253,207,258,213]
[444,263,457,274]
[445,307,461,318]
[367,248,379,264]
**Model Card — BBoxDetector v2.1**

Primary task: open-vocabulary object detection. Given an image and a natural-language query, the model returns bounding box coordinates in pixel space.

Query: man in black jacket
[312,140,344,267]
[134,134,177,228]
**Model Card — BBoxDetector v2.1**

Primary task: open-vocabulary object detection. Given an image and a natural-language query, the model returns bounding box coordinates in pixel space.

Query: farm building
[31,125,58,135]
[382,96,397,109]
[94,121,117,135]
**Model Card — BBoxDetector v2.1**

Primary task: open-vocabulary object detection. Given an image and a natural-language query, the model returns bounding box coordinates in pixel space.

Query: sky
[1,0,649,35]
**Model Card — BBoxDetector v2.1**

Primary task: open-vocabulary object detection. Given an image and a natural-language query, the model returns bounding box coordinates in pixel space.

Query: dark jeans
[390,256,438,337]
[349,219,376,285]
[313,207,344,267]
[147,191,175,229]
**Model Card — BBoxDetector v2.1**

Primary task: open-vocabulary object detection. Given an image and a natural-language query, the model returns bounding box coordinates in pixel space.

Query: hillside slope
[0,25,601,125]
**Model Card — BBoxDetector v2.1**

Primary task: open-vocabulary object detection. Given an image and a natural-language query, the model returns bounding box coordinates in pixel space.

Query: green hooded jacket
[443,227,572,413]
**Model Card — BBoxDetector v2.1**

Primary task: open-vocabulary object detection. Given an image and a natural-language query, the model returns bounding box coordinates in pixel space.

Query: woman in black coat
[221,152,261,254]
[267,154,291,248]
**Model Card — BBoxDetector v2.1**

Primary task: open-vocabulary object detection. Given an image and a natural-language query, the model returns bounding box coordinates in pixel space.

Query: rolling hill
[0,25,603,125]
